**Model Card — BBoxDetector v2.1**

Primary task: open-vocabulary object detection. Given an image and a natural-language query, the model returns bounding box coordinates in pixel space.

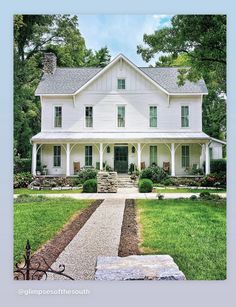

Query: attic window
[117,79,126,89]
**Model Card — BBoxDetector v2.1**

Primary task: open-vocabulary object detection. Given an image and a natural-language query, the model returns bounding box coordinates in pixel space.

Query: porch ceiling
[31,131,210,144]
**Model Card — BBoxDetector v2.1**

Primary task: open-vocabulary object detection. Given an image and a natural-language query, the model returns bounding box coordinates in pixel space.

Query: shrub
[77,168,98,184]
[83,179,97,193]
[210,159,226,173]
[14,155,31,173]
[14,172,33,188]
[199,191,221,201]
[139,179,153,193]
[160,177,176,186]
[190,195,198,201]
[140,166,168,183]
[200,172,226,187]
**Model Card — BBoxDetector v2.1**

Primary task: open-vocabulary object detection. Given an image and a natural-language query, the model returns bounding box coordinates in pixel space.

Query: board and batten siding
[41,60,203,132]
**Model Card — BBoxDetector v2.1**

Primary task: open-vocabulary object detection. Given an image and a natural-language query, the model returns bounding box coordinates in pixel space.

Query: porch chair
[73,162,80,174]
[163,162,170,173]
[141,162,145,170]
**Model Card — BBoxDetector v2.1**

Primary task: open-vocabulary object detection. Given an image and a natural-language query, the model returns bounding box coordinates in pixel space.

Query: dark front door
[114,146,128,173]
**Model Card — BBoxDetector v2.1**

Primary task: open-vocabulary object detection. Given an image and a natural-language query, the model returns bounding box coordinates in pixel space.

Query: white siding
[41,60,203,133]
[210,141,223,159]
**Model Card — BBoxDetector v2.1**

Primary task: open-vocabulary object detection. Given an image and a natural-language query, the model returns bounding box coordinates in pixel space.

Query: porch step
[117,175,138,188]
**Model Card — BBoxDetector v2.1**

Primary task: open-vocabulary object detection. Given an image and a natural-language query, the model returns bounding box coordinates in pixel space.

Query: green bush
[160,178,176,186]
[199,191,221,201]
[83,179,97,193]
[14,172,33,188]
[77,168,98,184]
[210,159,226,173]
[190,195,198,201]
[14,157,31,173]
[199,172,226,187]
[140,166,168,183]
[139,179,153,193]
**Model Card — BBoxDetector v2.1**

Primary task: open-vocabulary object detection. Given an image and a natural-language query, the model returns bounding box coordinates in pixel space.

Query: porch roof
[31,131,211,143]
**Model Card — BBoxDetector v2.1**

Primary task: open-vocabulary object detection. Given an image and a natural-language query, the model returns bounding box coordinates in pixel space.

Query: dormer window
[117,78,126,89]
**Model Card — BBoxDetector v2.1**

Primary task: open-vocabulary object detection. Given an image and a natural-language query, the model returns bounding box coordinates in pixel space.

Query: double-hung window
[117,79,125,89]
[150,145,157,166]
[182,145,190,168]
[53,145,61,167]
[181,106,189,128]
[54,106,62,128]
[85,106,93,128]
[85,146,93,167]
[117,105,125,127]
[149,106,157,127]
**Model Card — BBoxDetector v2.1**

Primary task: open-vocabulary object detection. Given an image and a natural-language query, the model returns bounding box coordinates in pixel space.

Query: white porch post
[99,143,103,171]
[137,143,141,170]
[66,143,70,176]
[205,143,210,175]
[32,143,37,176]
[171,143,176,177]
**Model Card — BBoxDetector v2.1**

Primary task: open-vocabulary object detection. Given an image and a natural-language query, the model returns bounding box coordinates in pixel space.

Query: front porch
[32,140,211,177]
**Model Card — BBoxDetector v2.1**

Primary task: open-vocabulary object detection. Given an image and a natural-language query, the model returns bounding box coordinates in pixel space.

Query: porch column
[171,143,175,176]
[66,143,70,176]
[32,143,37,176]
[205,143,210,175]
[99,143,103,171]
[137,143,141,170]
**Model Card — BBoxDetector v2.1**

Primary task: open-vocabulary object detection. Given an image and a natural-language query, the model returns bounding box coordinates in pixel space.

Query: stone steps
[117,176,138,188]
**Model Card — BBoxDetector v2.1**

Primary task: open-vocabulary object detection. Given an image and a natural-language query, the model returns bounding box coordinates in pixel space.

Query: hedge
[210,159,226,173]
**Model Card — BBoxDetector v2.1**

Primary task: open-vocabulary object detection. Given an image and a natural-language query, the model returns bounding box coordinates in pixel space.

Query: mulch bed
[14,199,103,280]
[118,199,140,257]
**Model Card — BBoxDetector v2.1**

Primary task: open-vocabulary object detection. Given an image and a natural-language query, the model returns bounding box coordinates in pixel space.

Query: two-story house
[31,53,225,177]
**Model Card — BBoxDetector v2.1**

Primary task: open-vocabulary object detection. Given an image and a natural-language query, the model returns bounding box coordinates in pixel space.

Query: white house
[31,53,225,177]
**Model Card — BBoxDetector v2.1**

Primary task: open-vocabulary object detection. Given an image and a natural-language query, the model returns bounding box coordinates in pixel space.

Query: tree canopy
[137,15,226,140]
[14,15,111,159]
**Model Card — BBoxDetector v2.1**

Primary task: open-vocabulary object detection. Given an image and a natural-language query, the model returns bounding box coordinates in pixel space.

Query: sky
[78,15,172,66]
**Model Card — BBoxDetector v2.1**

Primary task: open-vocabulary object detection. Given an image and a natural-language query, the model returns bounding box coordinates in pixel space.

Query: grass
[14,195,91,264]
[14,188,82,194]
[137,198,226,280]
[153,187,226,193]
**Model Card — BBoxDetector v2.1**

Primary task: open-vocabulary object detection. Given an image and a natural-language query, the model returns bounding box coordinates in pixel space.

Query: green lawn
[14,188,82,194]
[153,187,226,193]
[137,199,226,280]
[14,196,91,264]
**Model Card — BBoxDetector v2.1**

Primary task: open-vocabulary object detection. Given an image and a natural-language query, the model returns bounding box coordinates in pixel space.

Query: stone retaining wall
[97,171,118,193]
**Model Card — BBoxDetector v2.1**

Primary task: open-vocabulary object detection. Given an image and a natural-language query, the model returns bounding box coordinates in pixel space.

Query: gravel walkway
[47,198,125,280]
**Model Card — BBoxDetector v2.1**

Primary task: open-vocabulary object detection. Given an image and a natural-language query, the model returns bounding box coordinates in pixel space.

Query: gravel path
[47,198,125,280]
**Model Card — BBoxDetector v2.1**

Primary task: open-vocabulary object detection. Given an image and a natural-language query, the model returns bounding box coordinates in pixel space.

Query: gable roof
[35,53,208,96]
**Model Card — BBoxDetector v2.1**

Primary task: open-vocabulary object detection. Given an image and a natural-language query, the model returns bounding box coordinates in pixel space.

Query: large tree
[14,15,111,159]
[137,15,226,140]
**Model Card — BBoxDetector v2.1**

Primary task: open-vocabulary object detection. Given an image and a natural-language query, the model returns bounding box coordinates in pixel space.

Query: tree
[14,15,111,161]
[137,15,226,140]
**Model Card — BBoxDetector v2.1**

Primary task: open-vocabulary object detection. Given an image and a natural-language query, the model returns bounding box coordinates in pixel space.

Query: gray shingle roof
[35,66,208,95]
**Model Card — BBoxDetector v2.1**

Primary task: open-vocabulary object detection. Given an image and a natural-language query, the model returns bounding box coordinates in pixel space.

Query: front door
[114,146,128,173]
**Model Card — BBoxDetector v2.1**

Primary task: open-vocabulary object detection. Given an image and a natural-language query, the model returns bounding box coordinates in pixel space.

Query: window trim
[117,78,126,90]
[53,145,62,168]
[181,105,190,128]
[181,145,190,168]
[149,145,158,166]
[149,105,158,128]
[85,145,93,167]
[84,105,94,128]
[53,105,62,128]
[116,104,126,128]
